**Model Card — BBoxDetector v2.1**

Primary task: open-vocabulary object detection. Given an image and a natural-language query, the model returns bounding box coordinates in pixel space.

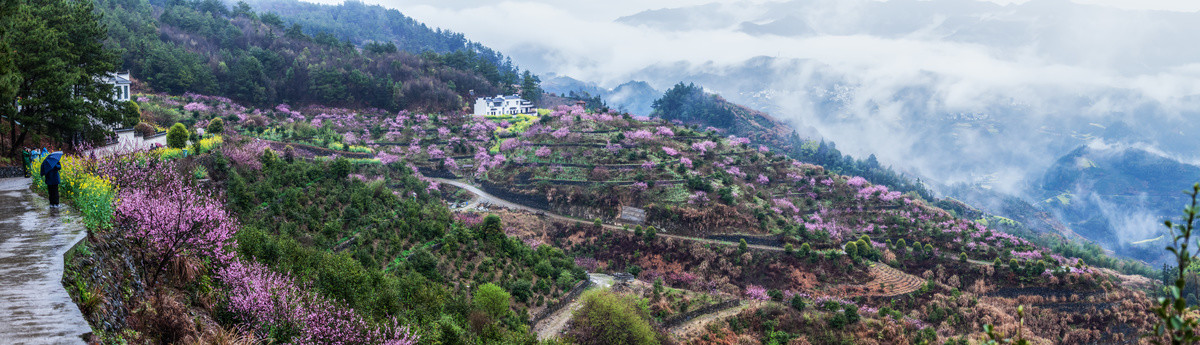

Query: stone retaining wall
[531,279,592,325]
[662,300,742,328]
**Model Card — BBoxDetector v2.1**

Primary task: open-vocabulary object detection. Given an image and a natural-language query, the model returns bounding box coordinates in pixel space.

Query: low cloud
[347,0,1200,192]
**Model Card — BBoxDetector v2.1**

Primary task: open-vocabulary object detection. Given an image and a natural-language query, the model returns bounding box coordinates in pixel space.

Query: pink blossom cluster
[455,213,484,228]
[582,112,616,122]
[744,285,770,301]
[813,295,855,308]
[691,140,716,154]
[604,141,622,153]
[499,138,526,151]
[625,130,656,141]
[757,174,769,185]
[724,166,747,179]
[474,151,507,176]
[444,157,459,170]
[661,146,679,156]
[551,128,570,139]
[632,182,648,191]
[655,126,675,137]
[772,199,799,214]
[218,261,419,344]
[574,257,600,271]
[406,140,421,155]
[688,191,709,204]
[1011,250,1044,261]
[786,172,803,181]
[846,176,868,187]
[727,136,751,146]
[183,92,236,106]
[680,157,693,168]
[804,208,853,240]
[531,146,550,158]
[183,102,211,112]
[641,161,657,170]
[115,172,237,265]
[222,141,269,170]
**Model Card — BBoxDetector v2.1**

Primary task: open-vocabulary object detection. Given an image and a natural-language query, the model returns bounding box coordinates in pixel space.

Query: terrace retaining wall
[662,300,743,328]
[531,279,592,325]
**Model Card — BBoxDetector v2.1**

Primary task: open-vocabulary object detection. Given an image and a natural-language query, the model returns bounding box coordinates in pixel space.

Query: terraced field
[840,263,925,297]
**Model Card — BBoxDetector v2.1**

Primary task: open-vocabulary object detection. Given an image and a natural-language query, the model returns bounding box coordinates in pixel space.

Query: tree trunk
[7,118,23,158]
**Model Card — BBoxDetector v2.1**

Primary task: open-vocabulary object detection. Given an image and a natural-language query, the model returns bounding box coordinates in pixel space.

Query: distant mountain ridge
[1031,142,1200,263]
[542,76,662,115]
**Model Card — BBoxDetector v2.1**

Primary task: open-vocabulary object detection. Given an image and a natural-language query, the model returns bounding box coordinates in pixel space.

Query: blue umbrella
[41,152,63,185]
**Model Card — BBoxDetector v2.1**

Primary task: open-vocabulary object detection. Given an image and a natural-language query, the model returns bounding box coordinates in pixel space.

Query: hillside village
[1,0,1196,344]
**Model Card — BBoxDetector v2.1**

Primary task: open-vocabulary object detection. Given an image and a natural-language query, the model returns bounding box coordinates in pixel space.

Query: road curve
[430,178,785,252]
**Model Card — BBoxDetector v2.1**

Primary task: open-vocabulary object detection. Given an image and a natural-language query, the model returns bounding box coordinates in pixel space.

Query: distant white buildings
[102,72,132,102]
[474,95,534,116]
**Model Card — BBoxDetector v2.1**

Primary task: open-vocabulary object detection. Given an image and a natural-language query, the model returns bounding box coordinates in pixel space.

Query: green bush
[790,295,807,310]
[166,122,188,149]
[567,290,660,345]
[206,117,224,134]
[473,283,511,319]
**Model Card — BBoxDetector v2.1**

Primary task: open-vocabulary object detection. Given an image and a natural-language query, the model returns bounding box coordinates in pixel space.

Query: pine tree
[4,0,121,154]
[520,70,541,105]
[167,123,188,149]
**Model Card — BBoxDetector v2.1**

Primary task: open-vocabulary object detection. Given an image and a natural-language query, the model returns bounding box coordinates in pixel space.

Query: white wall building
[474,95,534,115]
[15,72,131,113]
[102,72,132,102]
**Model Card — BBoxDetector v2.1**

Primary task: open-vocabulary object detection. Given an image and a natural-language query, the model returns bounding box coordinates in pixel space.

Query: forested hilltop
[239,0,516,70]
[96,0,525,111]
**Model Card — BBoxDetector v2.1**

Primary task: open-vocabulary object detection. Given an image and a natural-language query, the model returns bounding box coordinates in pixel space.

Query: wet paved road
[0,178,91,344]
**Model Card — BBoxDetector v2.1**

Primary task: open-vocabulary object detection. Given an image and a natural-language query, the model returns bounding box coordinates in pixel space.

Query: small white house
[474,94,534,116]
[102,72,132,102]
[17,72,131,113]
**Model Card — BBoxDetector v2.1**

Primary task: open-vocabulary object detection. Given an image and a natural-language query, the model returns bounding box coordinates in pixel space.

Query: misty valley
[1,0,1198,344]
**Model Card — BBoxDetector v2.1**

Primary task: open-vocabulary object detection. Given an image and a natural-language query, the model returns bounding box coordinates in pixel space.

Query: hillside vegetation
[95,0,519,111]
[66,90,1161,344]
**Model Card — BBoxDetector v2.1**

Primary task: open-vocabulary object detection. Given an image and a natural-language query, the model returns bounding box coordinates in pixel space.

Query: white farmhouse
[16,72,131,112]
[474,94,534,116]
[102,72,132,102]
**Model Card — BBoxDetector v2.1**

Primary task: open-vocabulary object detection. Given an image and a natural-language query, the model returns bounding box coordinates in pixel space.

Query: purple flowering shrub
[115,169,237,287]
[219,261,419,344]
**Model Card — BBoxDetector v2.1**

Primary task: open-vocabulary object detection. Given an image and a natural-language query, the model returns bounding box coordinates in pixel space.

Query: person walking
[20,148,31,178]
[40,151,62,207]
